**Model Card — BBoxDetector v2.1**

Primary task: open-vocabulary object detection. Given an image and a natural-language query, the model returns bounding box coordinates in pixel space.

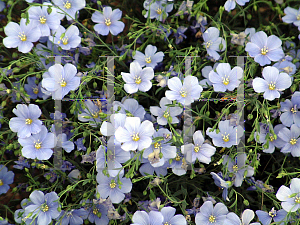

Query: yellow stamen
[291,107,297,114]
[297,14,300,20]
[208,215,216,223]
[93,208,98,215]
[42,205,49,212]
[269,135,274,142]
[135,77,142,84]
[205,41,212,48]
[194,146,200,153]
[295,196,300,204]
[222,76,230,85]
[35,142,42,149]
[222,133,230,142]
[175,154,181,161]
[18,32,27,42]
[39,16,47,24]
[261,46,268,55]
[154,142,161,149]
[156,7,162,15]
[163,111,169,118]
[232,165,238,172]
[180,90,187,98]
[268,82,276,90]
[61,37,68,45]
[290,138,297,145]
[145,57,152,64]
[105,18,111,26]
[132,133,140,141]
[110,181,116,189]
[60,80,67,87]
[64,1,71,9]
[0,180,3,186]
[33,87,39,94]
[25,118,33,125]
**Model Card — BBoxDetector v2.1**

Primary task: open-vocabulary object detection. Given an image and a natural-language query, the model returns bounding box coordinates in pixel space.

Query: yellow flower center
[154,142,161,149]
[25,118,33,125]
[282,66,293,74]
[291,107,297,114]
[33,87,39,94]
[268,82,276,90]
[175,154,181,161]
[295,196,300,204]
[261,46,269,55]
[180,90,187,98]
[222,133,230,142]
[222,76,230,85]
[35,142,42,149]
[0,180,3,186]
[110,181,116,189]
[42,205,49,212]
[39,16,47,24]
[163,111,169,118]
[268,209,277,217]
[232,165,238,172]
[194,146,200,153]
[92,112,99,118]
[290,138,297,145]
[164,223,169,225]
[156,7,162,15]
[61,37,68,45]
[64,1,71,9]
[208,215,216,223]
[145,57,152,64]
[205,41,212,49]
[297,14,300,20]
[105,18,111,26]
[60,80,67,87]
[93,208,98,215]
[18,32,27,42]
[135,77,142,84]
[269,135,274,142]
[132,133,140,141]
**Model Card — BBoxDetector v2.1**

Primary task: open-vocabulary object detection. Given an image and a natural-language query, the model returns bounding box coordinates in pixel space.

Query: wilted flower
[92,6,125,36]
[174,26,188,44]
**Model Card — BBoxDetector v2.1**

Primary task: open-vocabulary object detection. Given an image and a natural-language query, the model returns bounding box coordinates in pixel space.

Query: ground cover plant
[1,0,300,224]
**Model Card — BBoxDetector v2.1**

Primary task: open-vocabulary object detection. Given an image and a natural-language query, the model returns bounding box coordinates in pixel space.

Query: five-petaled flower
[252,66,291,101]
[202,27,226,60]
[49,25,81,50]
[121,61,154,94]
[92,6,125,36]
[245,31,284,66]
[42,63,81,100]
[195,201,228,225]
[133,44,164,68]
[52,0,86,20]
[9,104,43,138]
[3,18,41,53]
[276,178,300,212]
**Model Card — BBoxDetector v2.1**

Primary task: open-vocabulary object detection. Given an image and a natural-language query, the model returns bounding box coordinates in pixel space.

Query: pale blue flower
[278,124,300,157]
[113,98,146,120]
[49,25,81,50]
[199,63,218,88]
[282,7,300,29]
[150,97,182,125]
[0,165,14,195]
[3,19,41,53]
[161,206,187,225]
[55,209,87,225]
[97,171,132,204]
[122,61,154,94]
[24,77,44,99]
[9,104,43,138]
[273,60,296,77]
[280,92,300,127]
[92,6,125,36]
[28,3,61,36]
[224,209,260,225]
[42,63,81,100]
[78,100,103,127]
[24,190,60,225]
[115,117,154,151]
[276,178,300,212]
[203,27,226,60]
[181,130,216,164]
[133,44,164,68]
[245,31,284,66]
[195,201,228,225]
[18,125,57,160]
[208,63,243,92]
[100,113,126,137]
[139,158,169,176]
[131,211,164,225]
[206,120,244,148]
[252,66,291,101]
[165,75,203,105]
[224,0,250,12]
[144,0,173,21]
[0,1,5,12]
[256,208,287,225]
[52,0,86,20]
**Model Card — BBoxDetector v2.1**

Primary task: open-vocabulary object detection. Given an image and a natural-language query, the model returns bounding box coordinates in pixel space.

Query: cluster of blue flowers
[2,0,300,224]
